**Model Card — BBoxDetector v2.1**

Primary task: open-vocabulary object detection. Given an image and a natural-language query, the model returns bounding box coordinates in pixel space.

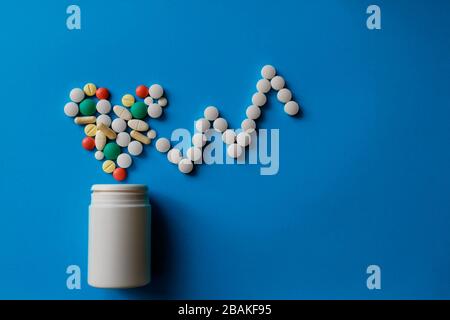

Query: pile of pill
[64,83,167,181]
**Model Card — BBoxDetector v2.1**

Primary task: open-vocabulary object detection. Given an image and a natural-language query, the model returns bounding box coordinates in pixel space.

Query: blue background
[0,0,449,299]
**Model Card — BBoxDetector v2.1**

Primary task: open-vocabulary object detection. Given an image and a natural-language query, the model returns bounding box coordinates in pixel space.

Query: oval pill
[70,88,85,103]
[117,153,132,168]
[213,118,228,133]
[74,116,96,125]
[84,124,97,137]
[130,130,150,145]
[148,84,164,99]
[64,102,79,117]
[97,123,117,140]
[147,103,163,118]
[122,94,135,107]
[128,140,143,156]
[95,131,107,150]
[102,160,116,174]
[83,83,97,96]
[111,118,127,133]
[128,119,149,131]
[155,138,170,153]
[261,65,276,80]
[113,105,132,121]
[116,132,131,147]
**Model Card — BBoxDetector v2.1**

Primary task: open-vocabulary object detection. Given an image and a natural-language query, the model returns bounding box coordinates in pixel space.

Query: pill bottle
[88,184,151,288]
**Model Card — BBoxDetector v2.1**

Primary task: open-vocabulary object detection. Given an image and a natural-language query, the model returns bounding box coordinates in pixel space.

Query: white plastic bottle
[88,184,151,288]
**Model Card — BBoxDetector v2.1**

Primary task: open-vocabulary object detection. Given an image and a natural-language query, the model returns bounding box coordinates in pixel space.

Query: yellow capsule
[83,83,97,96]
[84,124,97,137]
[121,94,135,107]
[102,160,116,174]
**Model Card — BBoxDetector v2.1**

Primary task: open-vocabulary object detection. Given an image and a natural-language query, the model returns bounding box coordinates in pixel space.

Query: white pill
[117,153,132,168]
[147,129,157,139]
[148,103,163,118]
[64,102,79,117]
[203,106,219,121]
[70,88,84,103]
[155,138,170,153]
[116,132,131,147]
[256,79,271,93]
[236,132,251,147]
[167,148,182,164]
[277,88,292,103]
[186,146,202,162]
[222,129,236,144]
[195,118,210,133]
[261,65,276,80]
[96,99,111,114]
[246,105,261,120]
[252,92,267,107]
[178,158,194,174]
[144,97,153,105]
[271,76,285,90]
[94,151,104,161]
[148,84,164,99]
[128,140,143,156]
[96,114,111,127]
[192,133,207,147]
[227,143,243,158]
[158,97,168,107]
[284,101,300,116]
[213,117,228,133]
[111,118,127,133]
[241,118,256,133]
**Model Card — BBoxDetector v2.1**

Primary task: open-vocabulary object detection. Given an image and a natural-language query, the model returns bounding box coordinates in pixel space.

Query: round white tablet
[128,140,143,156]
[277,88,292,103]
[195,118,210,133]
[111,118,127,133]
[222,129,236,144]
[116,132,131,147]
[64,102,79,117]
[148,103,163,118]
[261,65,276,80]
[213,117,228,133]
[158,97,168,107]
[167,148,182,164]
[284,101,300,116]
[94,151,104,161]
[227,143,243,158]
[178,158,194,174]
[204,106,219,121]
[246,105,261,120]
[256,79,271,93]
[69,88,84,103]
[270,76,285,91]
[96,114,112,127]
[192,133,207,147]
[117,153,132,168]
[96,99,111,114]
[155,138,171,153]
[241,118,256,133]
[144,97,153,105]
[147,129,157,139]
[186,146,202,162]
[252,92,267,107]
[148,84,164,99]
[236,132,251,147]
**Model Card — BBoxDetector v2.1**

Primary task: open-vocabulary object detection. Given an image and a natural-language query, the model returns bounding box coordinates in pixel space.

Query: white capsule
[178,158,194,174]
[155,138,171,153]
[158,97,168,107]
[69,88,84,103]
[117,153,132,168]
[277,88,292,103]
[147,129,157,139]
[256,79,271,93]
[270,76,285,90]
[111,118,127,133]
[284,101,300,116]
[246,105,261,120]
[64,102,79,117]
[192,133,207,147]
[186,146,202,162]
[203,106,219,121]
[148,84,164,99]
[195,118,210,133]
[222,129,236,145]
[167,148,182,164]
[128,140,143,156]
[148,103,163,118]
[241,118,256,133]
[227,143,243,158]
[252,92,267,107]
[94,151,104,161]
[116,132,131,147]
[96,99,111,114]
[213,117,228,133]
[261,65,276,80]
[96,114,112,127]
[144,97,154,105]
[236,132,251,147]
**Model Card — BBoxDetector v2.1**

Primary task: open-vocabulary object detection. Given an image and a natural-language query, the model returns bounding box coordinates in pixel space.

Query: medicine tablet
[128,119,149,131]
[270,76,285,90]
[113,168,127,181]
[246,105,261,120]
[96,87,110,100]
[236,132,251,147]
[131,101,148,119]
[147,103,163,118]
[167,148,182,164]
[70,88,84,103]
[284,101,300,116]
[158,97,168,107]
[261,65,276,80]
[122,94,135,107]
[178,158,193,174]
[82,137,95,150]
[117,153,132,168]
[103,142,121,161]
[155,138,170,153]
[148,84,164,99]
[128,140,143,156]
[204,106,219,121]
[256,79,271,93]
[213,118,228,133]
[222,129,236,144]
[277,88,292,103]
[144,97,153,106]
[195,118,210,133]
[136,85,148,99]
[64,102,79,117]
[252,92,267,107]
[95,131,107,150]
[79,99,96,116]
[96,99,112,114]
[130,130,151,145]
[84,124,97,137]
[113,105,132,121]
[186,146,202,162]
[96,114,112,127]
[241,118,256,133]
[227,143,243,158]
[116,132,131,147]
[111,118,127,133]
[192,133,207,147]
[83,83,97,96]
[97,123,117,140]
[102,160,116,174]
[147,129,157,139]
[74,116,96,125]
[95,151,104,160]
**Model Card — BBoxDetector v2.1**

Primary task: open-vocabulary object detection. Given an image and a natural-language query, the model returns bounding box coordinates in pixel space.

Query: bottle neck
[90,185,149,206]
